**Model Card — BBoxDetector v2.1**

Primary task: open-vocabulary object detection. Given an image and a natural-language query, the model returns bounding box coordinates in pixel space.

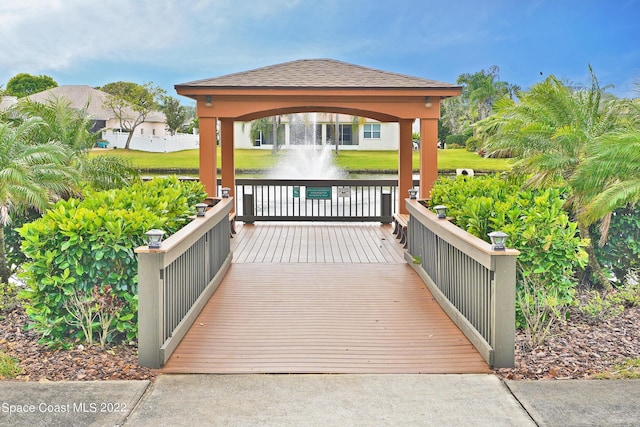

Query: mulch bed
[1,294,638,382]
[0,307,156,382]
[495,302,640,380]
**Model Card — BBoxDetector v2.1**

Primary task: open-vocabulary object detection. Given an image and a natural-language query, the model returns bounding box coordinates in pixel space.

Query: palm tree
[16,97,139,191]
[572,93,640,224]
[0,118,78,283]
[457,66,509,121]
[477,68,622,288]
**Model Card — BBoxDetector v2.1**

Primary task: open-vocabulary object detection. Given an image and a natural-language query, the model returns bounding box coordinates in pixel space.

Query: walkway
[160,223,489,374]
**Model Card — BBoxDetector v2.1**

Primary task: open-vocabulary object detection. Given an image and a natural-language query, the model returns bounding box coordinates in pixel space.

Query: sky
[1,0,639,104]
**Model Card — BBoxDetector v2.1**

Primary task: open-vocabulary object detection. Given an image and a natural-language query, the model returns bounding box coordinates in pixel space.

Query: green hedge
[445,134,467,146]
[429,175,588,323]
[18,177,207,347]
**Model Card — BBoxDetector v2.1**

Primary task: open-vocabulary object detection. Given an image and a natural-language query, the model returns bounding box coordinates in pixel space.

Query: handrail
[233,178,417,222]
[136,198,233,368]
[405,198,518,368]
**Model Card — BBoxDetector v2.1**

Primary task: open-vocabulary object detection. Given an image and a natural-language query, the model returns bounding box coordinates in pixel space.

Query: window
[260,124,286,145]
[363,123,381,139]
[327,124,355,145]
[339,124,353,145]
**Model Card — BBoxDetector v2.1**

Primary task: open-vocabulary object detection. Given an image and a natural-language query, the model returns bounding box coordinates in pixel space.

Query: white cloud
[0,0,189,75]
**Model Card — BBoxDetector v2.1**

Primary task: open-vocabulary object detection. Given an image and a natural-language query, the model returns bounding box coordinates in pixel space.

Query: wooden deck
[160,223,490,374]
[231,222,406,264]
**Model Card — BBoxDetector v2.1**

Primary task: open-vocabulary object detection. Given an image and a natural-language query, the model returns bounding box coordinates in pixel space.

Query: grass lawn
[89,148,512,172]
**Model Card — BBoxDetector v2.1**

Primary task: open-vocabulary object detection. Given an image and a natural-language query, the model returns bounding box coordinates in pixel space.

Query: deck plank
[232,222,406,264]
[161,262,490,374]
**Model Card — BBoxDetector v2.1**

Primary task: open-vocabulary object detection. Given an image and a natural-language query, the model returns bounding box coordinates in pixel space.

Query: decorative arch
[175,59,461,214]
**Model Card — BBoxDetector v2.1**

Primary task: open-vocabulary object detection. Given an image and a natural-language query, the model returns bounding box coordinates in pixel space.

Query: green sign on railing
[306,186,332,199]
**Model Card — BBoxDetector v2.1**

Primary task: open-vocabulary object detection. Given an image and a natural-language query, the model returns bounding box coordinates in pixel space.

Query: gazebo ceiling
[175,59,461,121]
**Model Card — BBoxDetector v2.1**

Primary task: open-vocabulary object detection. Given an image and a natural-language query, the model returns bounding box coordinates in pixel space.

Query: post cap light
[434,205,447,219]
[408,188,418,200]
[195,203,208,217]
[221,187,230,198]
[145,229,165,249]
[488,231,508,251]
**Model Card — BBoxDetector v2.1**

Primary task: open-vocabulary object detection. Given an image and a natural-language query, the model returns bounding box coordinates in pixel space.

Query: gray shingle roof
[25,85,114,120]
[177,59,459,90]
[24,85,166,122]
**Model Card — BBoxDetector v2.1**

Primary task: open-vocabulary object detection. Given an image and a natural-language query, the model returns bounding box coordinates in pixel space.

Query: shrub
[465,137,481,152]
[517,273,567,349]
[445,134,467,147]
[18,177,207,347]
[578,290,625,325]
[0,281,20,313]
[429,174,588,326]
[0,351,21,379]
[590,205,640,284]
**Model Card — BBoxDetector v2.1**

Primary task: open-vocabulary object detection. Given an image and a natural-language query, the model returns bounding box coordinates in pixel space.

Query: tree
[457,66,511,121]
[572,88,640,223]
[162,96,188,135]
[5,73,58,98]
[476,68,622,288]
[442,66,518,139]
[15,97,140,191]
[100,81,165,149]
[17,97,96,153]
[0,118,78,283]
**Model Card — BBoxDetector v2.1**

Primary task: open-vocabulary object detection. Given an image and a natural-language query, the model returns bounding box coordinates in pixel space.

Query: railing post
[491,254,516,368]
[243,193,255,224]
[381,191,391,223]
[137,251,165,369]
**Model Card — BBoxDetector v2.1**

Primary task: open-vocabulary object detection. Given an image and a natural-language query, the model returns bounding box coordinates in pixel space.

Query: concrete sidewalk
[1,375,639,426]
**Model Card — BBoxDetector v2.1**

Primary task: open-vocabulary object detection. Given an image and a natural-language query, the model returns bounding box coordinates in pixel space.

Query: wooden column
[398,119,414,214]
[420,118,439,199]
[199,117,217,197]
[220,118,235,207]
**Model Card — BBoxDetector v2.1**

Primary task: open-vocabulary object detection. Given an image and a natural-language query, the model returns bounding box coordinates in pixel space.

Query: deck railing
[233,178,418,222]
[405,199,519,368]
[136,198,233,368]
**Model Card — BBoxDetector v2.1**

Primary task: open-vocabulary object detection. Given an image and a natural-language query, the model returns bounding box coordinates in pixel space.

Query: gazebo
[175,59,461,213]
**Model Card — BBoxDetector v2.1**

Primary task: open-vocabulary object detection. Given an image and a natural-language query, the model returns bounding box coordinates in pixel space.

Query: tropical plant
[16,97,97,153]
[476,68,622,288]
[456,66,514,121]
[18,177,207,346]
[15,97,140,191]
[429,175,588,325]
[0,118,78,284]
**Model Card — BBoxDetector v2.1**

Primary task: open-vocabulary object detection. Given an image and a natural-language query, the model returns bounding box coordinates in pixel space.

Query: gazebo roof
[176,59,460,90]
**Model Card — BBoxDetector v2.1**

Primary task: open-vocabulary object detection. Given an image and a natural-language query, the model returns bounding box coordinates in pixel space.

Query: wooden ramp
[161,225,490,374]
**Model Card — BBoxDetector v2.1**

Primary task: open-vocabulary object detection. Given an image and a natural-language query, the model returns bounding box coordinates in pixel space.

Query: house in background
[234,113,400,150]
[19,85,201,152]
[24,85,167,136]
[0,95,18,111]
[5,87,409,152]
